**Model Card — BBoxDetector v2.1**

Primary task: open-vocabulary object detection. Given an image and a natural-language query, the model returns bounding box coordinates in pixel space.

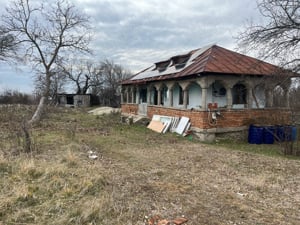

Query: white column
[179,81,190,109]
[201,88,207,110]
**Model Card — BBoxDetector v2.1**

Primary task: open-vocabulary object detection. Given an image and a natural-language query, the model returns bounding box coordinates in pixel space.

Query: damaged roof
[122,44,283,85]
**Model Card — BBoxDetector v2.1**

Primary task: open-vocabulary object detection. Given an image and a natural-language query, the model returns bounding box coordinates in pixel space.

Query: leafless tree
[60,59,102,95]
[237,0,300,155]
[237,0,300,73]
[91,59,131,107]
[237,0,299,108]
[34,66,67,104]
[60,59,131,107]
[0,27,16,60]
[0,0,92,124]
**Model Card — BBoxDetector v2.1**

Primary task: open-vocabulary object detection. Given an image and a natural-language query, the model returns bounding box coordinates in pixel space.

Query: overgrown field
[0,106,300,225]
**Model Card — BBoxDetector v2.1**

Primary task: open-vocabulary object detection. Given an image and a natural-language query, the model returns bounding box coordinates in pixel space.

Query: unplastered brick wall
[121,104,138,115]
[216,109,292,128]
[121,104,292,129]
[147,105,292,129]
[147,105,208,128]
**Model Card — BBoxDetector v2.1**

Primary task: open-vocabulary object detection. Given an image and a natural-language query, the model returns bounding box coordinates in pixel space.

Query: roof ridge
[201,45,215,72]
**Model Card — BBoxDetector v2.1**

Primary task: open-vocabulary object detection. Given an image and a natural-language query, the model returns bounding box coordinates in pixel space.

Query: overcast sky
[0,0,261,93]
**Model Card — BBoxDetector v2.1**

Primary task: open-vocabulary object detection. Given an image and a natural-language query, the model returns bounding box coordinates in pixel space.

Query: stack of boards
[147,115,191,135]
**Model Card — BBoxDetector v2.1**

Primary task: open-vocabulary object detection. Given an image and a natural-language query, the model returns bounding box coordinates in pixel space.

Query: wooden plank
[147,120,165,133]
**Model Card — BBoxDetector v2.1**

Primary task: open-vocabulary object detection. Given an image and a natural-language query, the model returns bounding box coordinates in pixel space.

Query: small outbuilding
[121,44,295,142]
[57,94,91,107]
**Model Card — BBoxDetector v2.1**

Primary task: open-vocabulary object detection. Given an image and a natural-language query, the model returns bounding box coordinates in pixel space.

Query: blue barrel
[248,125,264,144]
[263,126,275,144]
[291,126,298,142]
[285,126,293,141]
[276,126,285,142]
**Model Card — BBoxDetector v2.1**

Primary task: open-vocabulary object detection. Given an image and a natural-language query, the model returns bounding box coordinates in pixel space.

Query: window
[140,88,147,103]
[178,86,189,105]
[232,83,247,104]
[171,54,190,69]
[212,81,226,97]
[154,60,170,72]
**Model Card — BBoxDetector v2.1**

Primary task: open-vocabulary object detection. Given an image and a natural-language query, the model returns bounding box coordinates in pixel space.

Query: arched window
[232,83,247,104]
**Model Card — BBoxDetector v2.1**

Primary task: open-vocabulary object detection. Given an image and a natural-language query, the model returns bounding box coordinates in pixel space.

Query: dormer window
[154,60,170,72]
[171,54,190,69]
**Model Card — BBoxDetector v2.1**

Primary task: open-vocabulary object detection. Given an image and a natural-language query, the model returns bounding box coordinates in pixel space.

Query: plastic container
[276,126,285,142]
[248,125,264,144]
[263,126,275,144]
[291,126,298,142]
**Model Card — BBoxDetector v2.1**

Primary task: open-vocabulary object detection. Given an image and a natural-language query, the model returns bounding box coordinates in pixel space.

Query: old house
[121,44,294,141]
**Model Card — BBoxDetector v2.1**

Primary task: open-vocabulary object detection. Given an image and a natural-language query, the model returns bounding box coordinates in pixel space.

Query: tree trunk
[29,71,51,125]
[28,96,47,125]
[22,119,31,153]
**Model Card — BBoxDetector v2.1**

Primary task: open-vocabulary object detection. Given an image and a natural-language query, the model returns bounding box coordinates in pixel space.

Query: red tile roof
[122,45,283,85]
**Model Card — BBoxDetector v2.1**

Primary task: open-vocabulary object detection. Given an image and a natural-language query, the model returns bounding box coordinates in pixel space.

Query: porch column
[246,82,254,109]
[265,88,274,107]
[282,81,291,108]
[179,81,190,109]
[166,82,175,107]
[283,88,290,108]
[154,83,163,106]
[225,85,233,109]
[120,89,124,104]
[247,88,253,109]
[196,77,213,110]
[201,88,208,110]
[147,86,151,104]
[157,89,162,105]
[131,86,135,104]
[135,86,140,104]
[126,88,130,103]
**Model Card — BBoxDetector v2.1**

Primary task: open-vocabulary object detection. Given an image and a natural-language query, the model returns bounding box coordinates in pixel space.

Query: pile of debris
[145,215,188,225]
[88,107,120,115]
[147,115,191,136]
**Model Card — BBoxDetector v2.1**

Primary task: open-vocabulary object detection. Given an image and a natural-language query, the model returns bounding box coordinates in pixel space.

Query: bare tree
[237,0,300,73]
[0,0,91,124]
[92,59,131,107]
[0,27,16,60]
[34,66,67,104]
[237,0,300,155]
[61,59,102,94]
[60,59,131,107]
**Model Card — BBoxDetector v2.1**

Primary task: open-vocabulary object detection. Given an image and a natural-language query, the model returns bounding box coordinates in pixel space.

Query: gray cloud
[0,0,261,92]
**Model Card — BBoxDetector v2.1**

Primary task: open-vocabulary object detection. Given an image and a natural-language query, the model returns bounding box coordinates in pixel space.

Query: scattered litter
[173,217,188,225]
[88,107,120,115]
[145,215,188,225]
[87,150,98,160]
[236,192,247,198]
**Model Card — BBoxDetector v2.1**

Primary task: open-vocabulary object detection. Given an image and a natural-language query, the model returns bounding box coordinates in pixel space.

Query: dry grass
[0,106,300,225]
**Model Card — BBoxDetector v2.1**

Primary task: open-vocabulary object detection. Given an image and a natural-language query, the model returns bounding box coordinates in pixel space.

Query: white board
[160,116,173,133]
[175,117,190,135]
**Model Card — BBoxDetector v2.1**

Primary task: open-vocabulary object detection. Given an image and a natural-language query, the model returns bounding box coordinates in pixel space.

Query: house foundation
[121,103,292,142]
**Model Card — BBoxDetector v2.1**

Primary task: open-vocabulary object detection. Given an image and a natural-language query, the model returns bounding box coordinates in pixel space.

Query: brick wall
[122,104,292,129]
[121,104,138,115]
